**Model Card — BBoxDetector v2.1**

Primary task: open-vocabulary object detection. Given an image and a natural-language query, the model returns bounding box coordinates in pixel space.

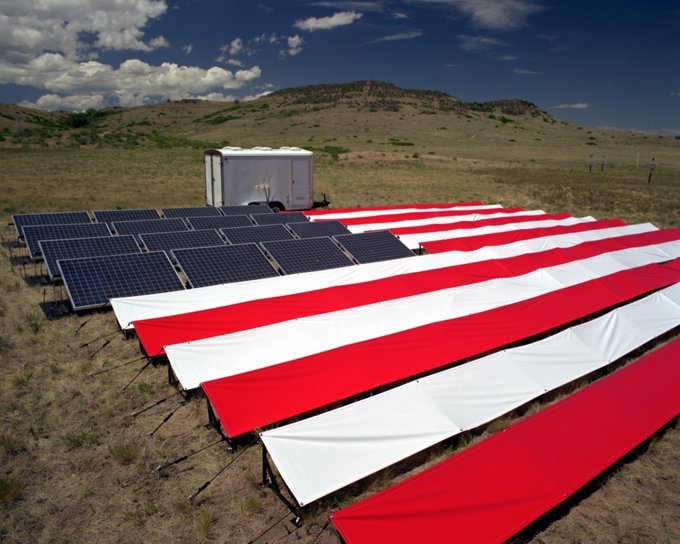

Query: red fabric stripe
[421,219,626,253]
[387,212,572,235]
[304,202,485,216]
[201,258,680,437]
[134,228,680,357]
[331,337,680,544]
[327,207,525,226]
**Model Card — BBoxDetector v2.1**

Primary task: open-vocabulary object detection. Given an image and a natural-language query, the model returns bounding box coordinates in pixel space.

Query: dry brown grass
[0,110,679,543]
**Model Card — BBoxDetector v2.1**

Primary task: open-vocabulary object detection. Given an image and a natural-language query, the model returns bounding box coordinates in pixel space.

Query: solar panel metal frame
[286,220,351,239]
[58,251,184,311]
[334,230,416,264]
[261,236,355,275]
[93,208,161,226]
[12,211,91,239]
[23,223,112,259]
[172,243,280,288]
[220,224,296,245]
[39,235,141,279]
[185,215,254,230]
[220,204,274,215]
[250,212,310,225]
[139,229,226,261]
[111,218,187,241]
[161,207,223,219]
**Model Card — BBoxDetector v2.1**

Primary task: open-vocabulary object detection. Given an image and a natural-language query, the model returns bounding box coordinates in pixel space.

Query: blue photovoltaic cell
[250,212,310,225]
[161,207,223,218]
[139,229,226,260]
[173,244,280,288]
[93,209,160,225]
[111,218,187,241]
[185,215,253,230]
[220,224,295,245]
[334,231,415,264]
[261,237,355,274]
[286,220,351,239]
[40,235,141,278]
[220,204,273,215]
[59,251,184,311]
[13,211,91,239]
[23,223,112,259]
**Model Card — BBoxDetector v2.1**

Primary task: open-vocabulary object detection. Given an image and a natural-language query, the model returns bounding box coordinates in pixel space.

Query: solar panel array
[335,231,415,264]
[220,204,273,215]
[112,218,187,241]
[161,207,223,219]
[59,252,184,311]
[251,212,310,225]
[13,211,91,238]
[287,220,351,239]
[173,244,280,288]
[93,209,160,225]
[23,223,112,259]
[185,215,253,231]
[261,237,355,274]
[220,224,295,245]
[140,229,226,260]
[40,235,141,278]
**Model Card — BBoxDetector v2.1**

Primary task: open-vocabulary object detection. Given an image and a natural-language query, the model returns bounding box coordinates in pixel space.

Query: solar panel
[93,209,160,226]
[161,207,223,218]
[185,215,253,230]
[139,229,226,261]
[40,235,141,279]
[220,224,295,245]
[334,231,415,264]
[287,220,351,239]
[250,212,310,225]
[59,252,184,311]
[23,223,112,259]
[13,211,91,239]
[111,218,187,241]
[261,237,355,274]
[220,204,274,215]
[173,244,280,288]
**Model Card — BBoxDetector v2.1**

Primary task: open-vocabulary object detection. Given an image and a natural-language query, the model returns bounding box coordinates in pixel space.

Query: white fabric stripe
[305,204,503,221]
[262,283,680,506]
[166,240,680,389]
[345,210,546,233]
[111,222,656,329]
[398,216,597,249]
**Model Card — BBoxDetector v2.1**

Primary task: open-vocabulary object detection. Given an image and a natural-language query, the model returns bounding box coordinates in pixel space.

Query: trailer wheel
[268,201,285,212]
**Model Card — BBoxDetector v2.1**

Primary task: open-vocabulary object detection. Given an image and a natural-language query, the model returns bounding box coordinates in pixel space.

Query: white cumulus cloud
[19,93,106,112]
[229,38,244,56]
[294,11,363,32]
[1,53,262,108]
[285,35,304,56]
[0,1,265,109]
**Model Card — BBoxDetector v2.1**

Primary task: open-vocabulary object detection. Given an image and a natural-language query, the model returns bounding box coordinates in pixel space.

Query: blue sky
[0,1,678,133]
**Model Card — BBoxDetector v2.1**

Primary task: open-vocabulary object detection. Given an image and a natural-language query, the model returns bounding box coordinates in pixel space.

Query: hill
[0,80,568,151]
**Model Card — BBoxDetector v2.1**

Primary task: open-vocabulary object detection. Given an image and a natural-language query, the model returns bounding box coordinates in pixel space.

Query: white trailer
[204,147,315,211]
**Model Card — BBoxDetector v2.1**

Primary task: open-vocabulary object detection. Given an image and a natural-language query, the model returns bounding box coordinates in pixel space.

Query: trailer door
[204,151,223,206]
[291,159,310,209]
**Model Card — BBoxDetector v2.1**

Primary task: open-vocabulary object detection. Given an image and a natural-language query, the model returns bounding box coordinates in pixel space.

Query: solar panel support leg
[261,445,303,526]
[204,397,233,451]
[167,364,178,387]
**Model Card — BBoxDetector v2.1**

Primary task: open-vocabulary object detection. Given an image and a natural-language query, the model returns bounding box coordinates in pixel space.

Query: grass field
[1,89,679,543]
